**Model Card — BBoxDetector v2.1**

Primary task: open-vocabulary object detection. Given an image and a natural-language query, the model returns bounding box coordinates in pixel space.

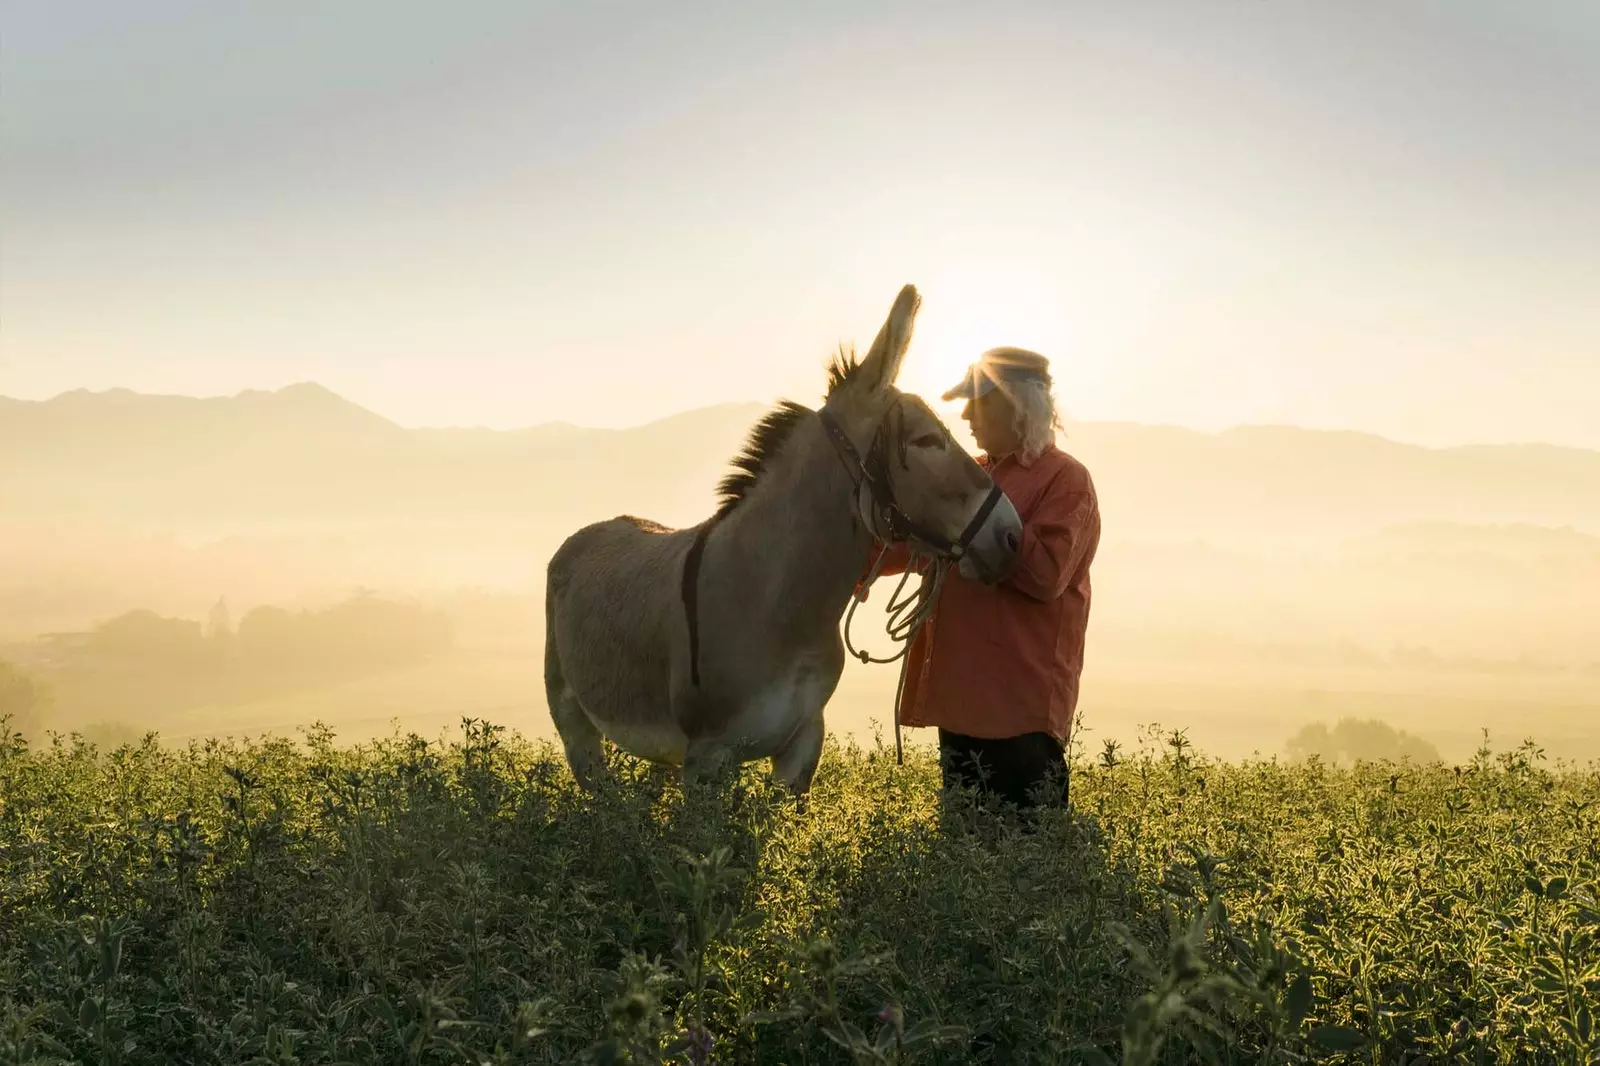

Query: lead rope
[842,545,952,765]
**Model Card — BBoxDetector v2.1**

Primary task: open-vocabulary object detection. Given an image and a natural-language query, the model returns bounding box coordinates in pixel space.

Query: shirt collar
[983,446,1042,470]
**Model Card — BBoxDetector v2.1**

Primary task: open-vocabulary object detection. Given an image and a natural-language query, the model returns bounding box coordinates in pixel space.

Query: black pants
[938,729,1070,811]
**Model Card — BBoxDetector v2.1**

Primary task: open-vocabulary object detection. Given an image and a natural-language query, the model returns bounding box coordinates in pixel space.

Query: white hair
[1005,377,1063,462]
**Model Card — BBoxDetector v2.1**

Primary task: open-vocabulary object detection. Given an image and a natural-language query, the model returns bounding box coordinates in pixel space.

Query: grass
[0,716,1596,1065]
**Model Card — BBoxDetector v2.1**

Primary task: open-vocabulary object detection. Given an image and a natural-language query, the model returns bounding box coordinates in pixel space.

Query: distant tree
[0,658,48,740]
[309,595,453,665]
[1287,721,1333,759]
[236,605,302,663]
[234,596,452,670]
[1287,717,1441,765]
[87,610,208,661]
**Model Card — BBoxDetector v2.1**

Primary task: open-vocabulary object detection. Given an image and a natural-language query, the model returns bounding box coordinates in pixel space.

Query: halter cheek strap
[854,478,888,541]
[818,401,1004,560]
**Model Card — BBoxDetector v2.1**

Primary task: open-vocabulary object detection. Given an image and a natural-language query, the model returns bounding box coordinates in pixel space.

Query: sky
[3,0,1598,448]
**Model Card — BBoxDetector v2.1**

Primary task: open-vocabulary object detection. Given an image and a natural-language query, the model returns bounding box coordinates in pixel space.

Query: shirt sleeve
[1005,476,1099,602]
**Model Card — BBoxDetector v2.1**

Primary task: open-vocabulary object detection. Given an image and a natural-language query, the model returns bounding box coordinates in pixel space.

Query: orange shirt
[864,443,1101,743]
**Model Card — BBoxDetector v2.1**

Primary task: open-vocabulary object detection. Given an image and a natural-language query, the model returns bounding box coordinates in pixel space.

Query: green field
[2,717,1597,1065]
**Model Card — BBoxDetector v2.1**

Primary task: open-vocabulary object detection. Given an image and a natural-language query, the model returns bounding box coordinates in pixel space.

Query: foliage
[234,595,454,668]
[0,661,47,742]
[0,716,1596,1064]
[1286,717,1442,765]
[85,611,211,662]
[75,595,454,670]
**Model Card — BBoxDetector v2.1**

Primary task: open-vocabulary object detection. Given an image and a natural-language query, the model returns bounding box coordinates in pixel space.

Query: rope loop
[842,543,951,765]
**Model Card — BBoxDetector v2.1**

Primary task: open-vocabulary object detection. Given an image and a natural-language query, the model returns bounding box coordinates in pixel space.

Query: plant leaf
[1308,1025,1367,1051]
[1287,972,1314,1028]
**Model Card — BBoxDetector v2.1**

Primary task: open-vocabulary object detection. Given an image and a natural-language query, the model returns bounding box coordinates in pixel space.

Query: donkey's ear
[855,284,921,393]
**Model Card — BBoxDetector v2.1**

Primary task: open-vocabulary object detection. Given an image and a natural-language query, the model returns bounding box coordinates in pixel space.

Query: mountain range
[4,384,1599,547]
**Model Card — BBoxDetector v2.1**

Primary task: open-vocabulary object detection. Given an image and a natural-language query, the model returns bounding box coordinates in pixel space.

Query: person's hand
[957,552,982,581]
[957,537,1021,583]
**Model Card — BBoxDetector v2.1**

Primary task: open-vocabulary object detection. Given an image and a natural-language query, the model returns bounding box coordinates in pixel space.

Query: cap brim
[941,372,997,403]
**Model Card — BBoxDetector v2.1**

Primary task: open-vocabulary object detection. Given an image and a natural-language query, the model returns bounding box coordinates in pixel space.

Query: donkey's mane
[825,343,860,397]
[713,345,866,518]
[714,400,812,517]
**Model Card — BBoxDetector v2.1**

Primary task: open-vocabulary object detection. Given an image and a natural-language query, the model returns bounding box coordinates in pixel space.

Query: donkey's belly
[714,653,839,758]
[568,664,687,765]
[597,718,689,766]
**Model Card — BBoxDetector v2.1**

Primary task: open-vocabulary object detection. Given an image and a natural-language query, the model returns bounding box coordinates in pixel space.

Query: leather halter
[817,396,1005,560]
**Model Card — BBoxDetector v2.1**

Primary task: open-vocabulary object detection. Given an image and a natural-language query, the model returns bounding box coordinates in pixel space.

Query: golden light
[894,266,1073,427]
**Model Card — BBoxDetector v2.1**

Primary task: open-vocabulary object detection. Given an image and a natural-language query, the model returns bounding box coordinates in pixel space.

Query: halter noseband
[817,396,1004,559]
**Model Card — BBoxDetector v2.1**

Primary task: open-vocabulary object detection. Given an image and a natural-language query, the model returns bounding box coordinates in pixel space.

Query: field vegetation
[1,716,1596,1065]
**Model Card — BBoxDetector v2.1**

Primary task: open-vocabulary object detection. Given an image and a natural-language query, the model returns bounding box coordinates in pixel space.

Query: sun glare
[893,268,1073,422]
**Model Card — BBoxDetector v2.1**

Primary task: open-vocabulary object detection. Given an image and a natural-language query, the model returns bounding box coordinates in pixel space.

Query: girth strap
[682,520,714,687]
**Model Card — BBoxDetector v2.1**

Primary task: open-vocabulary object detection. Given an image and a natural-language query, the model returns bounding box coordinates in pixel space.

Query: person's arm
[1005,477,1099,602]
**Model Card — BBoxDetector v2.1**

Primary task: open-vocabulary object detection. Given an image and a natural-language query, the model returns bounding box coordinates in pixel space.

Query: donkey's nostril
[1004,531,1020,552]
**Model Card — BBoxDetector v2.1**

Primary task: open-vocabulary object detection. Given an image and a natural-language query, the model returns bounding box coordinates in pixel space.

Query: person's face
[961,386,1020,458]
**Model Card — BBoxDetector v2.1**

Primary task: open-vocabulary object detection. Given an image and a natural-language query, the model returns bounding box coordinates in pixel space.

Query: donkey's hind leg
[550,687,606,791]
[545,629,606,791]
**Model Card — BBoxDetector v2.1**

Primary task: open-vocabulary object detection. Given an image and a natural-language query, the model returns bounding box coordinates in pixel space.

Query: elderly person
[862,347,1100,812]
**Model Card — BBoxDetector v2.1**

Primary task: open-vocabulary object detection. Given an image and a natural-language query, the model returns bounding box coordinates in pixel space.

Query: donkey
[543,285,1024,795]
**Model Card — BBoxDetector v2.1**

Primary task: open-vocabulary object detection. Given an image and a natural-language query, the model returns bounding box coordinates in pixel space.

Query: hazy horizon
[5,383,1598,766]
[8,379,1600,455]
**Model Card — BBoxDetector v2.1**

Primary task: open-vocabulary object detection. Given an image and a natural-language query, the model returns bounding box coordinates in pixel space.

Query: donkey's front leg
[771,712,824,797]
[681,735,736,795]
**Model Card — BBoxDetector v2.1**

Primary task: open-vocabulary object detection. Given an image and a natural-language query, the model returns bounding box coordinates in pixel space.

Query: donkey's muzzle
[958,490,1023,586]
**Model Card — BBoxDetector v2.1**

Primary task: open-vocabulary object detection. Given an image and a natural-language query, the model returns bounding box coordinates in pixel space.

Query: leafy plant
[0,717,1593,1064]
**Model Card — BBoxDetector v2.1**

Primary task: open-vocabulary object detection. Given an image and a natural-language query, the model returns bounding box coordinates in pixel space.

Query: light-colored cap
[941,347,1052,401]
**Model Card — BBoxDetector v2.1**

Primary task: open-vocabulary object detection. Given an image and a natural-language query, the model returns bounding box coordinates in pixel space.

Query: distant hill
[1059,422,1600,546]
[0,385,764,532]
[3,384,1600,544]
[0,383,405,456]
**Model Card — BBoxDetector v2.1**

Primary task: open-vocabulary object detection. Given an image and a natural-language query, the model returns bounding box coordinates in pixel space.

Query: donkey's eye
[910,433,944,449]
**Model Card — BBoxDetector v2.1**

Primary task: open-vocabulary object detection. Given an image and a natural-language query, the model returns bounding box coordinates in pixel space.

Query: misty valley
[4,384,1598,766]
